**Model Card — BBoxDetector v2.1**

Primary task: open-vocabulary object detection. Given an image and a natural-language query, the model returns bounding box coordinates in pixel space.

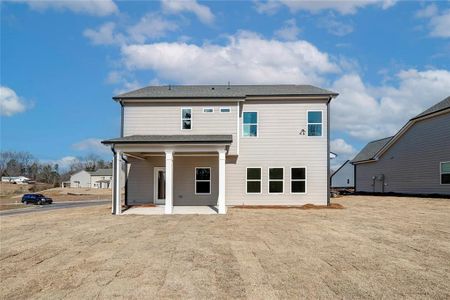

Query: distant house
[352,96,450,195]
[1,176,30,184]
[331,160,354,189]
[69,169,112,189]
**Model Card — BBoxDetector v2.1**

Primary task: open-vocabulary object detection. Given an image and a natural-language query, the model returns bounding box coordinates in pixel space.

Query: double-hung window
[243,112,258,137]
[291,167,306,193]
[246,168,261,193]
[181,108,192,130]
[307,111,322,136]
[269,168,284,194]
[441,162,450,184]
[195,168,211,194]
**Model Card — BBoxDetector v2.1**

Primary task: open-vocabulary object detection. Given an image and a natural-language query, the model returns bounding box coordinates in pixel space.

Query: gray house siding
[355,112,450,194]
[125,99,329,206]
[123,102,239,155]
[70,171,91,188]
[331,160,354,188]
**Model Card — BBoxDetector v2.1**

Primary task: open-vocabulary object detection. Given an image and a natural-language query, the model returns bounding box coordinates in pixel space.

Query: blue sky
[1,0,449,169]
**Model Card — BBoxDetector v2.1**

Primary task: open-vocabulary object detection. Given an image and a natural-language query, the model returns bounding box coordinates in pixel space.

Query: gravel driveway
[1,196,449,299]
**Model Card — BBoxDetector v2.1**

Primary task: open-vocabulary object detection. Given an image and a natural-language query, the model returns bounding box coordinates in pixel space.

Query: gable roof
[352,95,450,164]
[351,137,393,163]
[411,96,450,120]
[90,168,112,176]
[113,84,338,100]
[102,135,233,145]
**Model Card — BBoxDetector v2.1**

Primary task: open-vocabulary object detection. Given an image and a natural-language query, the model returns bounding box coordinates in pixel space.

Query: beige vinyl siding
[123,102,238,154]
[70,170,91,188]
[355,112,450,194]
[226,100,328,205]
[127,156,218,206]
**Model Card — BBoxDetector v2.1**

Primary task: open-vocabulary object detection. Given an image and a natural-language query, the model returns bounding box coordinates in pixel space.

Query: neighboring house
[331,160,354,189]
[1,176,30,184]
[69,169,113,188]
[102,84,338,215]
[352,96,450,195]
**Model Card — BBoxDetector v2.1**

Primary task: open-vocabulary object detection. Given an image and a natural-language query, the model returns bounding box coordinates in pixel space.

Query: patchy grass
[1,195,449,299]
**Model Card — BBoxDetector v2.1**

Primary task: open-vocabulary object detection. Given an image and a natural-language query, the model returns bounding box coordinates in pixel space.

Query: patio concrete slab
[122,205,218,215]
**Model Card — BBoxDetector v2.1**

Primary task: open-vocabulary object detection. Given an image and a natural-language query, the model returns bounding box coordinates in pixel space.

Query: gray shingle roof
[102,135,233,144]
[351,137,393,163]
[113,84,338,99]
[411,96,450,120]
[90,168,112,176]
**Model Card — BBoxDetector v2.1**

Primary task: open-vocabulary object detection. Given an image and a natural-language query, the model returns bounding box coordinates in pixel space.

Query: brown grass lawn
[1,196,449,299]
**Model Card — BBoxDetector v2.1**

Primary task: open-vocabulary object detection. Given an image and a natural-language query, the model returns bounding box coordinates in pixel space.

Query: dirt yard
[1,196,449,299]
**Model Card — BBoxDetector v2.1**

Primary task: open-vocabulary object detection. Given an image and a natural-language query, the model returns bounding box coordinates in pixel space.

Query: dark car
[21,194,53,205]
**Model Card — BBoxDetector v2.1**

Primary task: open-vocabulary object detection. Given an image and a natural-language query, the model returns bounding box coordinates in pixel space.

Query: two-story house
[102,85,338,214]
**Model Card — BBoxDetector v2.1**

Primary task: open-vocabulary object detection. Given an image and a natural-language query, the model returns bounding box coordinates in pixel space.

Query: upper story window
[220,107,231,113]
[243,112,258,137]
[203,108,214,113]
[181,108,192,130]
[308,111,322,137]
[441,162,450,184]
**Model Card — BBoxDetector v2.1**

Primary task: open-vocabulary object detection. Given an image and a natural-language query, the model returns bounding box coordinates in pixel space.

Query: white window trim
[220,107,231,113]
[246,167,262,194]
[242,111,258,138]
[203,107,214,113]
[181,107,192,130]
[268,167,284,194]
[440,161,450,185]
[307,110,323,137]
[195,167,211,195]
[290,166,307,194]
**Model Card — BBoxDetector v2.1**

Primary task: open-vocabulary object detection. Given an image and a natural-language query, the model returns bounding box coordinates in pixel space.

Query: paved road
[0,200,110,217]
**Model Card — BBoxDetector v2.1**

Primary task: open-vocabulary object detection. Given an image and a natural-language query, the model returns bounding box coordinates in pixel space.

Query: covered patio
[102,135,232,215]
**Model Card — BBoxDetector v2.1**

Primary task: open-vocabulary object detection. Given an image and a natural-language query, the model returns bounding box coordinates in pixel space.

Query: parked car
[21,194,53,205]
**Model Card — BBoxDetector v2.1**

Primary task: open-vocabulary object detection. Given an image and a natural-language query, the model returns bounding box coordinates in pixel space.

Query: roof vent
[168,84,172,90]
[227,81,230,89]
[211,87,215,90]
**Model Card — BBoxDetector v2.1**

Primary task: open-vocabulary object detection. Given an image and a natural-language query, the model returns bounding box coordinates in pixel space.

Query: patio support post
[165,150,173,214]
[113,150,122,215]
[218,150,226,214]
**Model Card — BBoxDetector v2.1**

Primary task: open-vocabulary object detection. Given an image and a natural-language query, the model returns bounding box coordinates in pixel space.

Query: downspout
[120,100,124,138]
[327,96,332,206]
[110,145,117,214]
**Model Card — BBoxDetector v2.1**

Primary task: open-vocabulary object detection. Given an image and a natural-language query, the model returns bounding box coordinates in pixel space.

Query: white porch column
[218,150,226,214]
[165,150,174,214]
[113,150,122,215]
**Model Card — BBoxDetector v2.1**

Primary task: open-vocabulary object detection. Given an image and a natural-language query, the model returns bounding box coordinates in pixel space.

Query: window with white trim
[243,112,258,137]
[181,108,192,130]
[220,107,231,113]
[203,107,214,113]
[269,168,283,193]
[291,167,306,193]
[246,168,261,193]
[307,111,322,136]
[195,168,211,194]
[441,162,450,184]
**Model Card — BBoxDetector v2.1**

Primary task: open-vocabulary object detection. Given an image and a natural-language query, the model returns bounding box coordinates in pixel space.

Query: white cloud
[255,0,396,15]
[121,31,339,84]
[331,138,357,156]
[84,14,178,46]
[274,18,301,41]
[19,0,118,17]
[127,13,178,43]
[83,22,125,45]
[0,86,30,116]
[73,138,110,155]
[161,0,214,24]
[416,5,450,38]
[318,15,353,36]
[331,69,450,141]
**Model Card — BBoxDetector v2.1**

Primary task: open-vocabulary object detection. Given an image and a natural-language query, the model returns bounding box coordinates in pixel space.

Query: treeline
[0,151,112,186]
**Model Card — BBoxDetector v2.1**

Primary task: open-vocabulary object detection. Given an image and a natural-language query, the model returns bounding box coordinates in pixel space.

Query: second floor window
[243,112,258,137]
[181,108,192,130]
[308,111,322,136]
